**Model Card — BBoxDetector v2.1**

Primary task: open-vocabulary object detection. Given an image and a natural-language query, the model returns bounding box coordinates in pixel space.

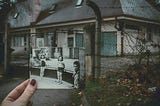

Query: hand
[63,69,66,72]
[1,79,37,106]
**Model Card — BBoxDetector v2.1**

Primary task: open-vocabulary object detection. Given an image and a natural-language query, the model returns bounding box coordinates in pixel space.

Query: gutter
[112,15,160,25]
[9,15,160,32]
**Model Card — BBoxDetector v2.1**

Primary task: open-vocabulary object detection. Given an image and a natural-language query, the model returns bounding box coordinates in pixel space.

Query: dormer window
[75,0,84,8]
[49,4,57,14]
[13,12,19,19]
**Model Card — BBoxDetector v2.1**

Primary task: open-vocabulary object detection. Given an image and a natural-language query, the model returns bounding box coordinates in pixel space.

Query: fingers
[5,79,30,102]
[16,79,37,103]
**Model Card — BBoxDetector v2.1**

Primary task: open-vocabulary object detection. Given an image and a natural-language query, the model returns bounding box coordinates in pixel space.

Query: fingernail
[30,79,36,86]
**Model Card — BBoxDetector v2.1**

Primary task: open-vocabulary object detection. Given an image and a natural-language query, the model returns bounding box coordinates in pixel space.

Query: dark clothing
[58,67,64,73]
[41,60,46,67]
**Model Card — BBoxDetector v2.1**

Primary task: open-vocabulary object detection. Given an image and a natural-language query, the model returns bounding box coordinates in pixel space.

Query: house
[7,0,160,77]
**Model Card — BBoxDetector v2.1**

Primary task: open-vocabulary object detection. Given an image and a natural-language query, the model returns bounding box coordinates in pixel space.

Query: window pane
[21,37,24,46]
[13,36,25,47]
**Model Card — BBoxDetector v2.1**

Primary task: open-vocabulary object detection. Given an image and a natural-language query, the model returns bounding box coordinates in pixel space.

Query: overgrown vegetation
[72,64,160,106]
[71,89,82,106]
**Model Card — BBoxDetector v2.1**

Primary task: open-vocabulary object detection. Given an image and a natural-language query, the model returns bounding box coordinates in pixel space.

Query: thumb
[16,79,37,104]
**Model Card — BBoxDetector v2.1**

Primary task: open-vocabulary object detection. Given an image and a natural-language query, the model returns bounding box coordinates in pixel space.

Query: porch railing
[50,47,79,59]
[32,47,80,59]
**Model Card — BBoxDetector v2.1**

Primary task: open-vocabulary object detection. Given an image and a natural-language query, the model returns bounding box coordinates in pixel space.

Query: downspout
[121,31,124,56]
[86,0,102,79]
[115,17,124,56]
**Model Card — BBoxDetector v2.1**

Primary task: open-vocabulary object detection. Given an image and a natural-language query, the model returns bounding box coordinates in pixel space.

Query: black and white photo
[29,34,85,89]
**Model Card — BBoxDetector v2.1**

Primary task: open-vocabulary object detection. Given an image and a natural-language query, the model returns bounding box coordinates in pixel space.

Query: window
[37,38,44,47]
[51,32,57,47]
[47,34,52,46]
[75,33,83,48]
[68,37,74,47]
[49,4,57,14]
[46,32,57,47]
[12,36,26,47]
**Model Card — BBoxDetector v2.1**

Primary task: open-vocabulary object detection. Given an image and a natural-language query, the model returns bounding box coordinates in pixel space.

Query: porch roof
[36,0,160,26]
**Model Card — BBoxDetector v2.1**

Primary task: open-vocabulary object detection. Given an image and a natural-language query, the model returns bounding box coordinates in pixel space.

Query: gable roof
[8,0,160,28]
[121,0,160,21]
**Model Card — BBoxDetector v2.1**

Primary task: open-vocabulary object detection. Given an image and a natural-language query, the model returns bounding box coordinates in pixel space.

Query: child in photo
[56,56,65,84]
[72,61,80,88]
[39,50,46,79]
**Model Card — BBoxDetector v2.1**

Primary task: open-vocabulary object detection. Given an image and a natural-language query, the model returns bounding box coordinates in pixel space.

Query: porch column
[84,24,95,81]
[4,23,12,76]
[86,0,102,79]
[94,16,101,79]
[30,28,36,48]
[4,23,8,74]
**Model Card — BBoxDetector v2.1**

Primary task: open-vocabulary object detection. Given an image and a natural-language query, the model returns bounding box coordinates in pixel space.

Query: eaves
[9,14,160,32]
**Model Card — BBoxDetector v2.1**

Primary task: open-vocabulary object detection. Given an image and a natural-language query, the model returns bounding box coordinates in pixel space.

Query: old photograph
[29,35,85,89]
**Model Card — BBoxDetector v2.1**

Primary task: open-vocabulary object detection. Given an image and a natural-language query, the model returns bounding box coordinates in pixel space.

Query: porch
[29,47,85,75]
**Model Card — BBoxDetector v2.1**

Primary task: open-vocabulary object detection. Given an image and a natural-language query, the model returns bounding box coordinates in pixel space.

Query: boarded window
[101,32,117,56]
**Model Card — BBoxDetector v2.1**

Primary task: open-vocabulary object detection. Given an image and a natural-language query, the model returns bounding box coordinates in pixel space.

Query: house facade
[7,0,160,77]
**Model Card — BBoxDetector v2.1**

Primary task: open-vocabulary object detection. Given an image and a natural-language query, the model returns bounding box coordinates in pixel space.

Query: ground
[0,65,73,106]
[0,78,73,106]
[72,64,160,106]
[1,63,160,106]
